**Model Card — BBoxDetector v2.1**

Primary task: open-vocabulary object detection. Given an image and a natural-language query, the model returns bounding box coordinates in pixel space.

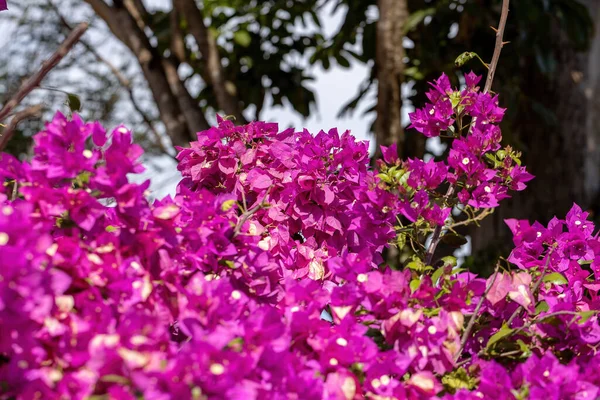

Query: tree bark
[172,0,246,123]
[374,0,407,160]
[84,0,206,148]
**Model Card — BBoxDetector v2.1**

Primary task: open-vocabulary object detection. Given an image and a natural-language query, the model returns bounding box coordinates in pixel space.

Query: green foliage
[441,367,478,394]
[193,0,323,118]
[486,323,514,350]
[543,272,568,285]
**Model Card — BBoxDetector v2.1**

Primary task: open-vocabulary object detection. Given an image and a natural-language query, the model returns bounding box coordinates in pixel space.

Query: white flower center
[380,375,391,385]
[0,232,9,246]
[210,363,225,375]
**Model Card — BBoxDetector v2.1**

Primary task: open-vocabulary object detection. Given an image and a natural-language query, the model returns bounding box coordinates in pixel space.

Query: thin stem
[424,185,454,265]
[484,0,510,94]
[447,208,494,230]
[232,188,272,237]
[457,262,501,361]
[423,0,510,265]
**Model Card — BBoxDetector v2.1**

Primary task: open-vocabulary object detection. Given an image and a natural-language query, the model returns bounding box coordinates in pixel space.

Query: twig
[424,0,510,265]
[46,1,174,158]
[457,262,502,360]
[0,104,43,151]
[232,188,272,237]
[11,180,18,201]
[447,208,494,230]
[484,0,510,94]
[424,184,454,265]
[0,22,89,123]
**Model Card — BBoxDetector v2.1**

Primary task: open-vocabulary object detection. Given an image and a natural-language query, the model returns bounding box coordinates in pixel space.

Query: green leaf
[454,51,477,67]
[404,66,424,80]
[486,324,514,350]
[350,362,366,384]
[335,53,350,68]
[234,30,251,47]
[224,337,244,352]
[67,93,81,113]
[105,225,118,233]
[441,233,468,248]
[535,300,549,315]
[396,232,406,250]
[441,256,457,267]
[406,256,432,273]
[579,310,596,325]
[410,278,421,293]
[516,339,532,358]
[402,8,435,34]
[406,258,425,272]
[221,199,237,212]
[431,266,445,287]
[441,367,477,394]
[449,92,462,109]
[543,272,568,285]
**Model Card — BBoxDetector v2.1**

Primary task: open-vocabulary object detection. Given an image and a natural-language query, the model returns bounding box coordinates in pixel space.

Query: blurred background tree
[1,0,598,268]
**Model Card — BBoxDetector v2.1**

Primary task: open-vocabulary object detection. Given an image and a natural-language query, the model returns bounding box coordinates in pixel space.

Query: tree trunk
[172,0,246,123]
[84,0,204,148]
[470,1,600,256]
[374,0,407,160]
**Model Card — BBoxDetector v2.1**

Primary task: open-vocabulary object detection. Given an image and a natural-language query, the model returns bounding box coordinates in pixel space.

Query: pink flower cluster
[0,73,597,400]
[405,72,533,210]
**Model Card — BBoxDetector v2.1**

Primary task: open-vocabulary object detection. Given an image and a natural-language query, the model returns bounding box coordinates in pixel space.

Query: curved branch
[0,22,88,123]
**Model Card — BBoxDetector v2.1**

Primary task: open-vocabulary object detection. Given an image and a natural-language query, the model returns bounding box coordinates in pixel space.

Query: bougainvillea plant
[3,2,600,398]
[2,68,600,399]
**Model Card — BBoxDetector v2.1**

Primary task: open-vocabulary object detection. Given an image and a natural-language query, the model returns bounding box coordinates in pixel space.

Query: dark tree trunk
[374,0,407,159]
